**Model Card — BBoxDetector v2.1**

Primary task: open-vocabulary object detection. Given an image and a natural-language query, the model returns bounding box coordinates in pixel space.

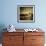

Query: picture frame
[17,5,35,23]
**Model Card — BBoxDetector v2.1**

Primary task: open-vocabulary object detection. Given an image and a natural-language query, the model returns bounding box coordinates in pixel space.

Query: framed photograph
[17,5,35,23]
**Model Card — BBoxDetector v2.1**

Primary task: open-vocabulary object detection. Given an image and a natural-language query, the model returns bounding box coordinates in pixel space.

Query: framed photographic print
[17,5,35,23]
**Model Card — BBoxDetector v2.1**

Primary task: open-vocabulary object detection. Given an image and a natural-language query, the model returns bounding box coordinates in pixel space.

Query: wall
[0,0,46,30]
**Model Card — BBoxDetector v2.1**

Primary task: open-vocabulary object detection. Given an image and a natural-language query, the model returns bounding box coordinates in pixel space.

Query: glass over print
[17,5,35,23]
